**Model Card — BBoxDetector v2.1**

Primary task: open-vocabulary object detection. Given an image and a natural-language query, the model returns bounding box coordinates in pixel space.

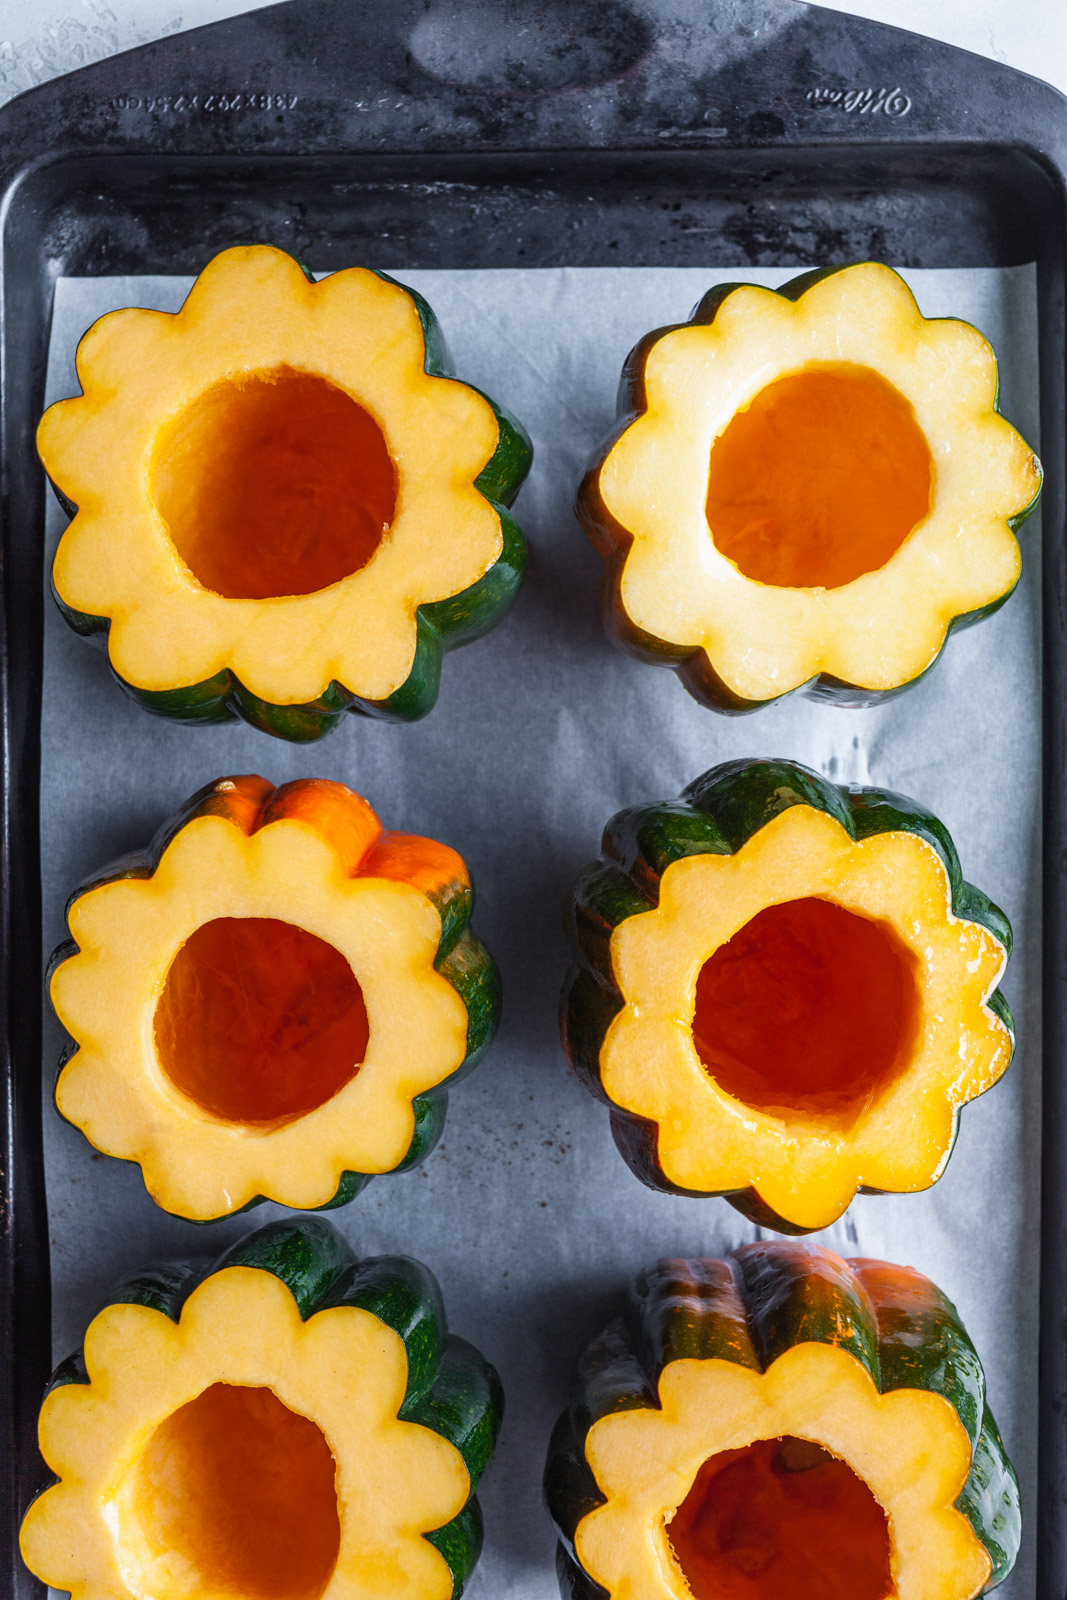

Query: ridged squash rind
[561,756,1013,1233]
[577,262,1042,712]
[50,776,501,1220]
[42,246,532,742]
[23,1216,503,1600]
[544,1241,1018,1600]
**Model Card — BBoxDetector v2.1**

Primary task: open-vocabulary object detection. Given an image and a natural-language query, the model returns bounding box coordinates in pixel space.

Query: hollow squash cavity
[667,1436,892,1600]
[154,916,370,1124]
[705,362,933,589]
[151,366,397,599]
[118,1382,341,1600]
[692,896,920,1120]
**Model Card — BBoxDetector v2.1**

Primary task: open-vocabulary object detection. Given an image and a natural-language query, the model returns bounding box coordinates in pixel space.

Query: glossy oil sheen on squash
[561,756,1014,1232]
[544,1242,1019,1600]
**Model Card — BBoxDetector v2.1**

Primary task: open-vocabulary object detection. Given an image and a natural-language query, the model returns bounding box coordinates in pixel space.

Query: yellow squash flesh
[578,1344,989,1600]
[41,245,504,706]
[19,1267,468,1600]
[584,263,1042,706]
[50,785,471,1220]
[602,805,1011,1231]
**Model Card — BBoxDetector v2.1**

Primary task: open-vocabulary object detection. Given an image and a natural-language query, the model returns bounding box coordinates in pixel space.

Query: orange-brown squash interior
[120,1382,340,1600]
[705,362,933,589]
[692,896,919,1120]
[154,916,370,1124]
[667,1436,892,1600]
[151,366,397,599]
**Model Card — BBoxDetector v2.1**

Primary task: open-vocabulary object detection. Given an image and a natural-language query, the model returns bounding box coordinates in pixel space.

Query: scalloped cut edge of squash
[50,778,473,1220]
[602,804,1011,1231]
[19,1267,468,1600]
[577,1343,991,1600]
[40,245,505,704]
[591,263,1042,702]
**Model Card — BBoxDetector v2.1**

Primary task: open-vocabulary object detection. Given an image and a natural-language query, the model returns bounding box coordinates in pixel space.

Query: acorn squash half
[40,245,532,741]
[49,775,500,1220]
[561,757,1012,1233]
[20,1215,503,1600]
[577,262,1041,711]
[545,1241,1018,1600]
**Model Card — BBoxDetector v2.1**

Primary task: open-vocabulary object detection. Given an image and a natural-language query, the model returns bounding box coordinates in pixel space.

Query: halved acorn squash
[49,775,500,1220]
[562,757,1012,1233]
[40,244,532,741]
[21,1215,503,1600]
[545,1241,1018,1600]
[577,262,1041,710]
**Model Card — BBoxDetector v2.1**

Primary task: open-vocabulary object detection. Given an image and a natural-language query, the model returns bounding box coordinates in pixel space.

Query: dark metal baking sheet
[2,2,1067,1596]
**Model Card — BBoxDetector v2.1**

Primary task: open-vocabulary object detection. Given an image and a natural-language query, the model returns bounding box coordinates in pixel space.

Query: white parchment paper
[41,265,1042,1598]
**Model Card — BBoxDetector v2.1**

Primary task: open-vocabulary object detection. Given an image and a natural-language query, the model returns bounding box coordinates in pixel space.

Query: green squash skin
[561,757,1014,1232]
[577,263,1041,715]
[48,266,532,743]
[544,1242,1019,1597]
[43,1216,502,1600]
[51,777,502,1221]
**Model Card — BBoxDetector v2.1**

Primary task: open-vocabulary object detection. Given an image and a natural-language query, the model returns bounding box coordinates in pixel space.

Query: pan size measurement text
[805,86,912,116]
[109,91,299,113]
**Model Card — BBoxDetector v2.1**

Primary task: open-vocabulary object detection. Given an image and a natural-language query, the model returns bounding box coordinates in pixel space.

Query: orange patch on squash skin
[693,896,919,1121]
[667,1436,892,1600]
[50,778,473,1219]
[706,363,933,590]
[154,917,370,1125]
